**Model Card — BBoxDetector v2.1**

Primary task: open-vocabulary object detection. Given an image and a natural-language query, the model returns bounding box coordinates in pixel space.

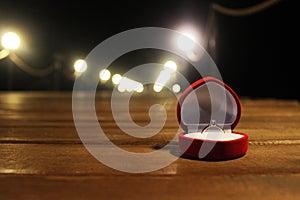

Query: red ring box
[177,76,248,160]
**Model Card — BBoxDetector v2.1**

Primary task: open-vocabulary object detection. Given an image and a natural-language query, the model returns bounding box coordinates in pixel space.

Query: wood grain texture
[0,91,299,199]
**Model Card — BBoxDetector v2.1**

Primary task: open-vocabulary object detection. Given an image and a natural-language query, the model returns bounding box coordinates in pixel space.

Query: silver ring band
[201,120,225,134]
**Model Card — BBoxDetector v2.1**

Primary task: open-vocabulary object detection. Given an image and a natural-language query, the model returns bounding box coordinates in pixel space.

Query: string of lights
[9,53,53,77]
[0,0,282,92]
[0,32,54,77]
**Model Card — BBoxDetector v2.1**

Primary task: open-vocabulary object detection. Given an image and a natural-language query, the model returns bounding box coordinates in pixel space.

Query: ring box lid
[177,76,241,133]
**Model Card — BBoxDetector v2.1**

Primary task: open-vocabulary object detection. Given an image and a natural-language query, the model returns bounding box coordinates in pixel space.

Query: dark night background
[0,0,292,99]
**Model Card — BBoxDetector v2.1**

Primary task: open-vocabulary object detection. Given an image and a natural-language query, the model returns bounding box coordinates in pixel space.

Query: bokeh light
[112,74,122,85]
[164,60,177,71]
[118,77,143,93]
[136,85,144,93]
[74,59,87,73]
[1,32,21,50]
[99,69,111,81]
[153,60,177,92]
[153,84,163,93]
[176,25,201,52]
[172,83,181,93]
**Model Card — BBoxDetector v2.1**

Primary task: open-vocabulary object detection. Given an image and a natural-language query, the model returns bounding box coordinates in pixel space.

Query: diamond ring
[201,120,225,134]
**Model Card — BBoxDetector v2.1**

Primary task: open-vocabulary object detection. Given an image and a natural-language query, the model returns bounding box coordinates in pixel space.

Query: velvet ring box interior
[177,76,248,160]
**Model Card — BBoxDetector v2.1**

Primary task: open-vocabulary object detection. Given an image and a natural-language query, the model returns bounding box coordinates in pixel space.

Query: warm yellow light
[136,85,144,93]
[112,74,122,85]
[164,60,177,71]
[74,59,87,73]
[153,61,176,92]
[1,32,21,50]
[172,84,181,93]
[117,84,126,92]
[99,69,111,81]
[153,84,163,92]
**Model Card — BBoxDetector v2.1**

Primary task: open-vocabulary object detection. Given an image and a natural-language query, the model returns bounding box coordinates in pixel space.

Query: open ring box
[177,76,248,160]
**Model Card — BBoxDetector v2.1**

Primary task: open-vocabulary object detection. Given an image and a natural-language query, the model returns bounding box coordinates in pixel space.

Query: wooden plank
[0,144,299,176]
[0,174,299,200]
[0,92,299,143]
[1,127,300,145]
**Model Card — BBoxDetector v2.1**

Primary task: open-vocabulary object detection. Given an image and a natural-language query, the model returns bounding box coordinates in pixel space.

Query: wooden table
[0,91,299,199]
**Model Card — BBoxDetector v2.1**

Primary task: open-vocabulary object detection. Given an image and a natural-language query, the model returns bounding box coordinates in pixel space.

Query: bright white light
[99,69,111,81]
[164,60,177,71]
[172,84,181,93]
[118,77,143,93]
[153,61,176,92]
[117,83,126,92]
[125,78,136,92]
[177,33,195,51]
[155,70,171,86]
[136,85,144,93]
[74,59,87,73]
[176,25,201,51]
[1,32,21,50]
[153,84,163,92]
[112,74,122,85]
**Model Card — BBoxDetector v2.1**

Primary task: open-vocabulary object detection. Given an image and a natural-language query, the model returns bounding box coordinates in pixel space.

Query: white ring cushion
[184,132,243,141]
